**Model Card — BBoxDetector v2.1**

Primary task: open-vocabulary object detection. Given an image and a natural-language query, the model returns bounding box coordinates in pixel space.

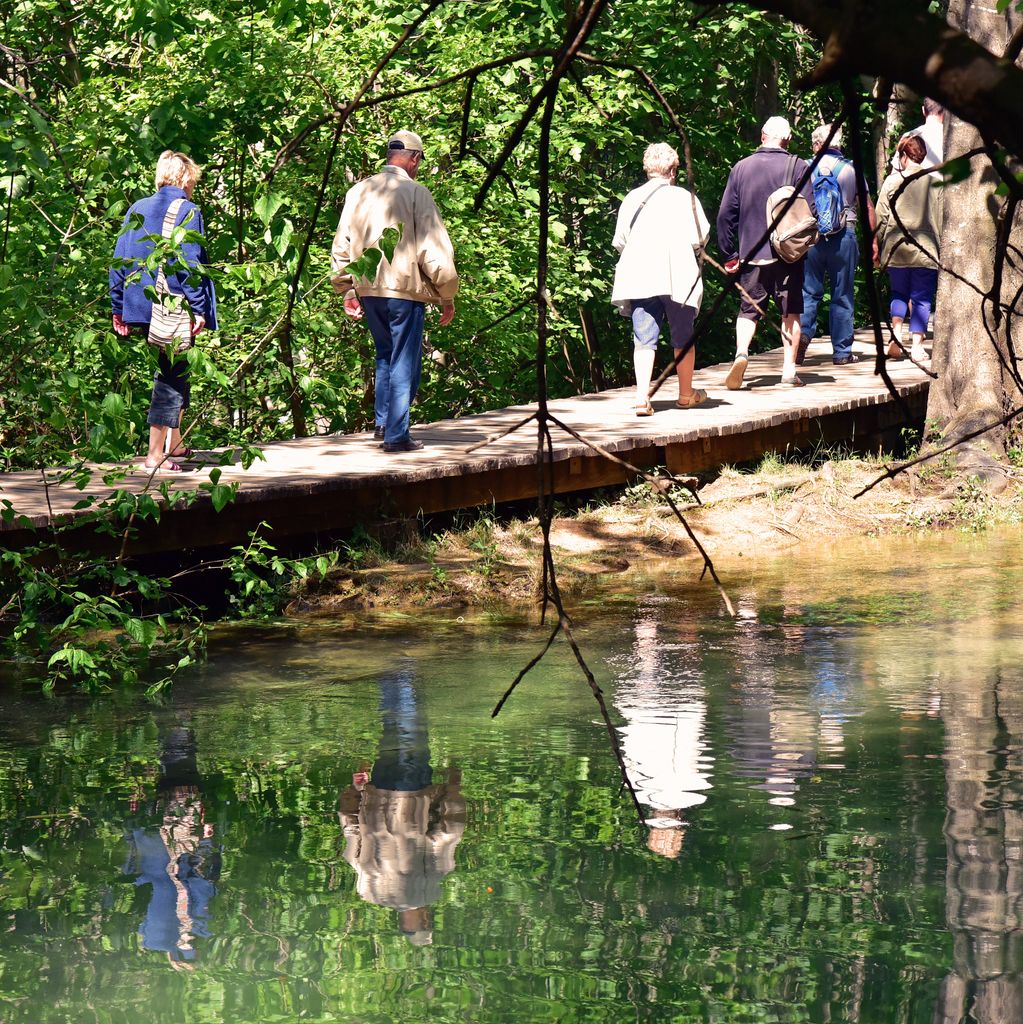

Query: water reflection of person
[725,603,817,810]
[615,614,712,859]
[339,668,465,944]
[125,714,220,970]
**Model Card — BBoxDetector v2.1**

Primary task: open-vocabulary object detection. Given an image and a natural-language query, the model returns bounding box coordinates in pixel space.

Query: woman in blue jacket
[110,151,217,472]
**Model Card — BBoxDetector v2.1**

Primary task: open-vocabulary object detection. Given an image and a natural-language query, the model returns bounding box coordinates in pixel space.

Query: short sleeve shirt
[817,148,866,225]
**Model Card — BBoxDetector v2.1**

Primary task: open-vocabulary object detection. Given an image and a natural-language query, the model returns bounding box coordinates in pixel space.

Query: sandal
[143,458,185,474]
[780,375,806,388]
[635,400,654,417]
[169,446,194,458]
[676,388,707,409]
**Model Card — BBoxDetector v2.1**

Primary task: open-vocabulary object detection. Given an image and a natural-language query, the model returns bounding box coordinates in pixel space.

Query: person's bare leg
[726,317,756,389]
[780,314,801,382]
[634,348,655,410]
[887,317,905,358]
[674,346,696,398]
[910,331,927,362]
[146,425,170,468]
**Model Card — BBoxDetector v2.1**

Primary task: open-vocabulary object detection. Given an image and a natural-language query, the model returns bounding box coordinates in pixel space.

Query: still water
[2,529,1023,1023]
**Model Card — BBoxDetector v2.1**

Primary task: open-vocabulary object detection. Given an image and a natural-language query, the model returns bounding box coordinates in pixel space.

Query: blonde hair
[642,142,679,178]
[155,150,201,191]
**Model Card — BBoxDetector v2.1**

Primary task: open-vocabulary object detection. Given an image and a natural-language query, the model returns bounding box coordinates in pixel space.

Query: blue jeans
[362,297,426,445]
[800,227,858,360]
[888,267,937,336]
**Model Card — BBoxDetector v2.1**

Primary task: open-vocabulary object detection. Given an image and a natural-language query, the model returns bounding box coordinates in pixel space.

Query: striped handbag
[147,196,195,355]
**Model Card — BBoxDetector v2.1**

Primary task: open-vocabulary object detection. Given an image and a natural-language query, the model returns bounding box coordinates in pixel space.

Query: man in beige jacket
[331,130,459,452]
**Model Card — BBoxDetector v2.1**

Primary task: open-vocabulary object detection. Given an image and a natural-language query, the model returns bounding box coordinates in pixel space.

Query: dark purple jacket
[110,185,218,328]
[716,146,813,263]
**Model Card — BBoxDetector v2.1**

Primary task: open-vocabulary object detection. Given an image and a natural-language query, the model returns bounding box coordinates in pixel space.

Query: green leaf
[378,223,404,263]
[254,191,286,226]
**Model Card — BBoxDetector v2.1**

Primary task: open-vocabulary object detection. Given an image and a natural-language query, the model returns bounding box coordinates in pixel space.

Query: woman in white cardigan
[612,143,710,416]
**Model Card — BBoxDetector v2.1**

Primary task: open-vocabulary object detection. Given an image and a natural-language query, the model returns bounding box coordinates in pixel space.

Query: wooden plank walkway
[0,332,930,556]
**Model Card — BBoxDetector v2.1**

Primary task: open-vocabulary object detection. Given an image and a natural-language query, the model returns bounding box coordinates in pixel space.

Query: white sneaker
[725,354,748,390]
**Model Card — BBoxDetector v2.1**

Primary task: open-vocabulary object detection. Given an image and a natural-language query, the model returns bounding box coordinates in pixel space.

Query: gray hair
[642,142,679,178]
[761,116,791,142]
[811,123,843,151]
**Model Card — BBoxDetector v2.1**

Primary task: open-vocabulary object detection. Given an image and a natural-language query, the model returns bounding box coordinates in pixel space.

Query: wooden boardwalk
[0,333,929,556]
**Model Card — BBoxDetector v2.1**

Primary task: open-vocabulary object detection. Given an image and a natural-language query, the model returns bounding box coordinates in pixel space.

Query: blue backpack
[812,159,847,237]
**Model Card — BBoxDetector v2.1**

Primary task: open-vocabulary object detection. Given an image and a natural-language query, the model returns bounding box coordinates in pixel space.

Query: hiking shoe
[833,353,858,365]
[373,425,385,441]
[724,354,748,390]
[382,437,425,453]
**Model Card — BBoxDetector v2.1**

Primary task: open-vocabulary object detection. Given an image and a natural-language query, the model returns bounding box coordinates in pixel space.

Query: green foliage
[225,524,340,617]
[345,223,404,283]
[0,494,210,695]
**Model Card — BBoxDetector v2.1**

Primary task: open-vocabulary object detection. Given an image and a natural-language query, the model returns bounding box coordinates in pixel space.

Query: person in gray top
[799,124,876,366]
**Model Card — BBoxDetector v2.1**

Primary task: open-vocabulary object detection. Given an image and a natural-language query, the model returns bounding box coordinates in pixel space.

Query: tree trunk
[874,82,912,185]
[925,0,1023,481]
[933,648,1023,1024]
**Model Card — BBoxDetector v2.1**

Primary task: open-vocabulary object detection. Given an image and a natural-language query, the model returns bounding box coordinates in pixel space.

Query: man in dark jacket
[717,116,813,389]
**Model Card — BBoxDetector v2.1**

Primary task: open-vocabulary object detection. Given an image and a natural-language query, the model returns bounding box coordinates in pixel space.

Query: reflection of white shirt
[891,119,943,171]
[618,698,712,811]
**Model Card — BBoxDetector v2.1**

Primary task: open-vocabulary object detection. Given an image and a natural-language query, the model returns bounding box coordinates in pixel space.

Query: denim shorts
[147,351,190,428]
[630,296,696,351]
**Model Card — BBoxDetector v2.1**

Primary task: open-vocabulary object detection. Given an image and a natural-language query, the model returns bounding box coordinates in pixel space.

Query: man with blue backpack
[798,124,876,366]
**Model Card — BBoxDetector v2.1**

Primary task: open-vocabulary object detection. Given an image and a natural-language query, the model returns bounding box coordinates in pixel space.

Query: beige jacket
[339,782,466,911]
[876,164,942,270]
[331,165,458,304]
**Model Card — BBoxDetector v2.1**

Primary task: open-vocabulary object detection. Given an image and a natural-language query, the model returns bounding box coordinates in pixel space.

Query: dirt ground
[287,455,1023,616]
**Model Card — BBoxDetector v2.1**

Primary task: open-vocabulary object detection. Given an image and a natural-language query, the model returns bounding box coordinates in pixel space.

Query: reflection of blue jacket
[109,185,218,328]
[128,828,217,961]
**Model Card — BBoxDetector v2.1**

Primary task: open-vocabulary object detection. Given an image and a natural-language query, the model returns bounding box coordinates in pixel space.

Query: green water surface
[2,529,1023,1023]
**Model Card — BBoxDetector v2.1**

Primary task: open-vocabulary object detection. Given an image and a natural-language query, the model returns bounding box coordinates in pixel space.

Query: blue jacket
[716,146,813,263]
[109,185,218,329]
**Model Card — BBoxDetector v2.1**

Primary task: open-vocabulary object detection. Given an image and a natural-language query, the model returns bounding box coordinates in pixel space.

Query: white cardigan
[611,178,710,315]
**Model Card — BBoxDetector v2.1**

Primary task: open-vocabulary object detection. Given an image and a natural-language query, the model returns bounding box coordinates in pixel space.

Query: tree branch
[698,0,1023,160]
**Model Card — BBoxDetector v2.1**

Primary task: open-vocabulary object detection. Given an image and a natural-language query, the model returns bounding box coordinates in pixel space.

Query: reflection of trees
[934,668,1023,1023]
